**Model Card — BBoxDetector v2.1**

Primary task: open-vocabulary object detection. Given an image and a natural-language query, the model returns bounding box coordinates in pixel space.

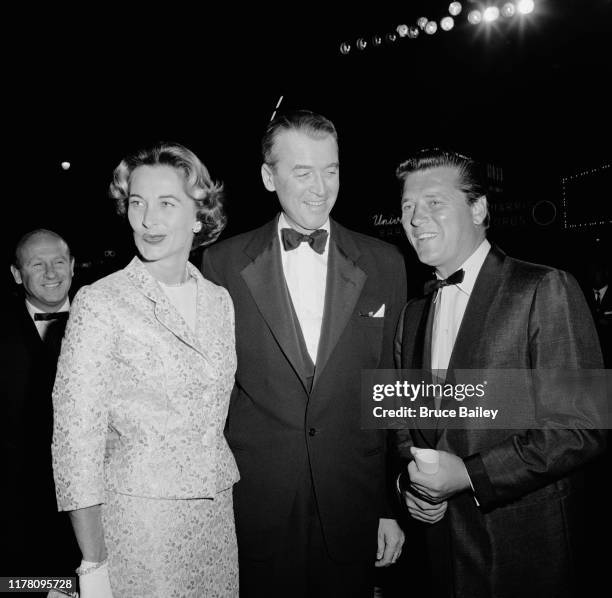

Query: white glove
[78,560,114,598]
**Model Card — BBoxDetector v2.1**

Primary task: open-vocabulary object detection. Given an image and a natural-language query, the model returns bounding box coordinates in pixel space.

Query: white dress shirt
[277,213,330,364]
[25,298,70,341]
[431,239,491,371]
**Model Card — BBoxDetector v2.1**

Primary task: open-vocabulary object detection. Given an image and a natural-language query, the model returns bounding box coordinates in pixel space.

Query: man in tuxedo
[584,258,612,366]
[2,229,79,580]
[393,149,605,598]
[202,110,407,597]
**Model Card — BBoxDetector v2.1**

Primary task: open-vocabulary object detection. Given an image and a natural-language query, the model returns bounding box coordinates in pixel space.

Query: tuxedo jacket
[202,216,407,561]
[0,295,79,576]
[394,246,605,598]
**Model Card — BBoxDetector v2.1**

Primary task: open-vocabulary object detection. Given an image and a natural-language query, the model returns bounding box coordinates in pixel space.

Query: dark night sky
[5,0,612,286]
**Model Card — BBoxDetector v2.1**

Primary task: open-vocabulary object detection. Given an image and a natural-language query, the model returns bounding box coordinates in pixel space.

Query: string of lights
[561,163,611,229]
[339,1,537,55]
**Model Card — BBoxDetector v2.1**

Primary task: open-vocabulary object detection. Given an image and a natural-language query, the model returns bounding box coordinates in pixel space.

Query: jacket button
[308,428,317,436]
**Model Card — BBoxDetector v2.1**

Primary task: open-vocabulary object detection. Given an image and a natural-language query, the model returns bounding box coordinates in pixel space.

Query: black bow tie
[281,228,328,254]
[34,311,69,321]
[423,269,465,295]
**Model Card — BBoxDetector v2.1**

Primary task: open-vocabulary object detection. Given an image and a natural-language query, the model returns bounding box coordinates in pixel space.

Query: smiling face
[127,165,199,282]
[261,129,339,233]
[11,233,74,311]
[401,165,486,277]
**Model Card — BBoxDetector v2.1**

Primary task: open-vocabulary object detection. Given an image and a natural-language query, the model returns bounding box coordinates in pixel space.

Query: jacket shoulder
[205,222,270,258]
[503,255,575,287]
[72,268,130,305]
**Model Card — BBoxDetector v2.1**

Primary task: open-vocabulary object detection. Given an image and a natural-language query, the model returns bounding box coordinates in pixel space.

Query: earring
[192,222,202,233]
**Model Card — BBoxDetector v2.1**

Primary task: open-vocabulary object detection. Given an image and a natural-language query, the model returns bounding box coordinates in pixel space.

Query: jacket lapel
[240,220,313,393]
[313,221,366,389]
[399,294,438,448]
[419,296,439,448]
[399,295,433,370]
[433,247,505,440]
[447,247,505,370]
[124,257,211,364]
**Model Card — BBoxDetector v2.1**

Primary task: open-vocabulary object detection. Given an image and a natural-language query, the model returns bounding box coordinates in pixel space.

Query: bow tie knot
[34,311,69,322]
[423,269,465,295]
[281,227,328,254]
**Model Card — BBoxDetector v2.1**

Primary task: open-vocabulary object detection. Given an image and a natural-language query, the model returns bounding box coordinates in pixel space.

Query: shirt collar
[25,297,70,321]
[277,212,331,252]
[443,239,491,297]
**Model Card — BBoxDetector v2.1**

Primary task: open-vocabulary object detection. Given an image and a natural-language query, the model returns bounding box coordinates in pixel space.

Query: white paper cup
[413,448,439,474]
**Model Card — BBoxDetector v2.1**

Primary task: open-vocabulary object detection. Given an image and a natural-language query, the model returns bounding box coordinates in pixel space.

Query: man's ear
[471,195,488,226]
[261,163,276,192]
[70,257,75,277]
[10,265,22,285]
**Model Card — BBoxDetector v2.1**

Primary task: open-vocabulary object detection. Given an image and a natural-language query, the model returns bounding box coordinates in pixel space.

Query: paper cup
[413,448,439,474]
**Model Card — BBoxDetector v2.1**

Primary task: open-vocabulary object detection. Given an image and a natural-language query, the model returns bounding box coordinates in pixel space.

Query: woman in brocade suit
[52,142,240,598]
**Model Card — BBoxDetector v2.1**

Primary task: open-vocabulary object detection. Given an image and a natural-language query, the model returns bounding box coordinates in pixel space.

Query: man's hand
[403,489,448,524]
[375,518,405,567]
[408,447,471,503]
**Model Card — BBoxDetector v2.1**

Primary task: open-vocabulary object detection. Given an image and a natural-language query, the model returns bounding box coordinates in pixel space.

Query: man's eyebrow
[292,162,339,170]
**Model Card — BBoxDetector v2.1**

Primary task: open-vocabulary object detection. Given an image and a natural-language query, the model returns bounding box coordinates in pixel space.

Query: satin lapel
[422,296,435,372]
[447,248,505,370]
[124,257,209,362]
[313,224,366,389]
[420,296,439,448]
[399,295,438,448]
[400,296,433,369]
[434,248,505,440]
[240,229,313,394]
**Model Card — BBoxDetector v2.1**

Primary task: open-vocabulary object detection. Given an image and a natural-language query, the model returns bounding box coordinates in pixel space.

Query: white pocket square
[359,304,385,318]
[372,304,385,318]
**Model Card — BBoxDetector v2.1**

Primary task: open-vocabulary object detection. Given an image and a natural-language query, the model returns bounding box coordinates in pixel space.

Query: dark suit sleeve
[201,248,224,287]
[465,269,606,509]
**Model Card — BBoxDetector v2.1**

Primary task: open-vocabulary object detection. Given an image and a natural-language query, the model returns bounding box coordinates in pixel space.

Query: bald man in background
[1,229,80,581]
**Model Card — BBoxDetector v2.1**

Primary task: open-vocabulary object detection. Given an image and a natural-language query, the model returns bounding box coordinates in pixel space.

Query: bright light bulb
[396,24,409,37]
[417,17,428,30]
[356,38,367,50]
[448,2,462,16]
[440,16,455,31]
[61,161,71,170]
[407,26,420,39]
[467,10,482,24]
[501,2,516,17]
[517,0,535,15]
[425,21,438,35]
[483,6,500,22]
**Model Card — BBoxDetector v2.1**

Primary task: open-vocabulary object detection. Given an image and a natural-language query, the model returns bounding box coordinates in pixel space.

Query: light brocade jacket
[52,257,239,511]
